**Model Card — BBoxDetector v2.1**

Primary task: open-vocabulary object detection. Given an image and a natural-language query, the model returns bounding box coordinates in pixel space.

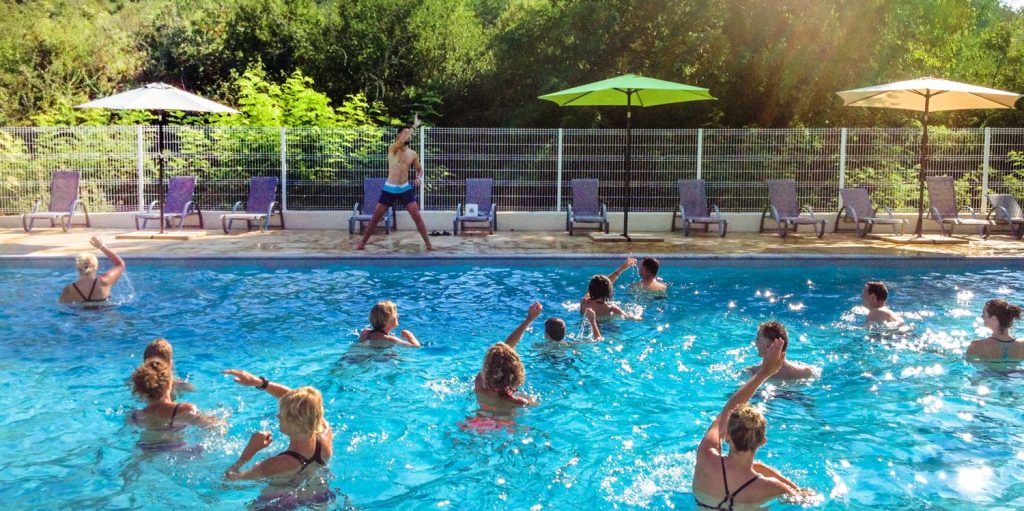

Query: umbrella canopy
[77,83,239,234]
[837,77,1021,237]
[539,74,715,238]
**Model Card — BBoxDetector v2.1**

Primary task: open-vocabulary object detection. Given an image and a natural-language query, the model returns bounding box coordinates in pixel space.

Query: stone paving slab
[0,227,1021,259]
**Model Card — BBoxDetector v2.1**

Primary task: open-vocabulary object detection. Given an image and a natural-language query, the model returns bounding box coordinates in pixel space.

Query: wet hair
[641,257,660,276]
[76,253,98,276]
[544,317,566,341]
[757,321,789,351]
[131,358,172,401]
[587,275,613,301]
[480,342,524,393]
[985,299,1022,331]
[143,338,173,364]
[727,403,767,452]
[278,386,326,437]
[369,300,397,331]
[865,281,889,303]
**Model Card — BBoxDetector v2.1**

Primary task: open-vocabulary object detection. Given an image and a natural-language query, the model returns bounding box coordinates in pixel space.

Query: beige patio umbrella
[837,78,1021,236]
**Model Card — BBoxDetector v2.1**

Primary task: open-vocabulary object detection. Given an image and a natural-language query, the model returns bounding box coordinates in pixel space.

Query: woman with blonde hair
[59,236,125,304]
[473,302,542,410]
[129,358,221,451]
[693,339,813,509]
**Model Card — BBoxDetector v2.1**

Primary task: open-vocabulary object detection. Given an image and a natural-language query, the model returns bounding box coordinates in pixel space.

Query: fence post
[136,126,145,212]
[419,127,426,210]
[982,127,991,213]
[280,127,288,212]
[556,128,563,212]
[838,128,848,207]
[695,128,704,180]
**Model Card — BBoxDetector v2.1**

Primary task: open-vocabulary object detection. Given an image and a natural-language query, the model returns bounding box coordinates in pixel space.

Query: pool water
[1,257,1023,510]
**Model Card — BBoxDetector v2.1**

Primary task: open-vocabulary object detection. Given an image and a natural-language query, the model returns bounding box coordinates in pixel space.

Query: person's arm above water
[609,303,642,321]
[607,257,636,285]
[175,402,226,428]
[585,308,602,340]
[505,302,542,349]
[91,236,126,285]
[223,369,291,399]
[389,330,421,348]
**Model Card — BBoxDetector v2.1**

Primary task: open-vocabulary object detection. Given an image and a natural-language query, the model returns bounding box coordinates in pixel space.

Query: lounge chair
[453,178,497,235]
[220,176,285,233]
[349,177,395,235]
[925,176,992,237]
[566,179,608,235]
[135,176,203,231]
[833,188,907,237]
[22,170,90,232]
[671,179,727,237]
[985,193,1024,239]
[759,179,826,238]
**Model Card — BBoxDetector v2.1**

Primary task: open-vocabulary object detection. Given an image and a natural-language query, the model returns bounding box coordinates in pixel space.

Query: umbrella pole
[915,97,930,237]
[623,93,632,240]
[158,112,166,234]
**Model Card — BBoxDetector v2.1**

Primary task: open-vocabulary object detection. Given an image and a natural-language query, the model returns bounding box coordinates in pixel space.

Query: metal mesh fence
[2,126,1023,216]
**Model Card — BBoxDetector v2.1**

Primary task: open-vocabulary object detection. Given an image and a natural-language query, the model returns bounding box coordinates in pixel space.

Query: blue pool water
[1,257,1023,510]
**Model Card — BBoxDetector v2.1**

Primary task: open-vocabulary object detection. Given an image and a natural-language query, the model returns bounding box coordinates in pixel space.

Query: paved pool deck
[1,227,1021,259]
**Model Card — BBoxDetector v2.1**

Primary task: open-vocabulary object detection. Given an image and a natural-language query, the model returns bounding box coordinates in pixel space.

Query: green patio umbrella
[539,73,715,238]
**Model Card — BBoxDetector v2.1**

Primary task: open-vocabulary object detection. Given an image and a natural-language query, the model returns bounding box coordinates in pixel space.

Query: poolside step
[589,233,665,242]
[115,231,208,241]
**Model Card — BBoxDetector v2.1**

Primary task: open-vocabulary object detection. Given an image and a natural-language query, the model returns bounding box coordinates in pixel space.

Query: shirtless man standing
[356,117,434,251]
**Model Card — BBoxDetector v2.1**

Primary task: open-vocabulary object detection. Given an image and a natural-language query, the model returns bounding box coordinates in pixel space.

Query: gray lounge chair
[985,193,1024,239]
[135,176,203,231]
[759,178,825,238]
[453,178,497,235]
[221,176,285,233]
[22,170,90,232]
[834,188,906,237]
[671,179,727,237]
[925,176,992,237]
[566,179,608,235]
[349,178,395,235]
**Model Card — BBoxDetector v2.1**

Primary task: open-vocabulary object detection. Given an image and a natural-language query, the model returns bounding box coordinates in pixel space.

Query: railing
[1,126,1022,215]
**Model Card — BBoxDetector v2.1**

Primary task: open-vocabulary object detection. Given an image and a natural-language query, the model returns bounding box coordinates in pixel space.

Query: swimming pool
[1,257,1022,510]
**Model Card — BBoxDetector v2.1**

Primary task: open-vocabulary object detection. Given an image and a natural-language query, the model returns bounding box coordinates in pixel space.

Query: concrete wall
[1,209,958,234]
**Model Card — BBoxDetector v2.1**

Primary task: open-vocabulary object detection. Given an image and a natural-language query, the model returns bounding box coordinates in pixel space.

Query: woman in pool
[130,358,222,451]
[223,369,335,505]
[358,300,421,348]
[693,339,812,509]
[59,236,125,304]
[144,338,194,393]
[474,302,542,410]
[966,299,1022,363]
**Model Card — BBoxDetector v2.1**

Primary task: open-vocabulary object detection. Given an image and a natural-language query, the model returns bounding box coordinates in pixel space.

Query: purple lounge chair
[220,176,285,233]
[926,176,992,237]
[759,179,826,238]
[566,179,608,235]
[135,176,202,231]
[22,170,90,232]
[834,188,906,237]
[986,194,1024,239]
[349,178,395,234]
[453,178,497,235]
[672,179,727,237]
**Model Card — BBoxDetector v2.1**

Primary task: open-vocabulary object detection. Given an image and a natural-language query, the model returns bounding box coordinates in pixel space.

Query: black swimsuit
[696,457,762,510]
[278,437,326,473]
[73,279,105,302]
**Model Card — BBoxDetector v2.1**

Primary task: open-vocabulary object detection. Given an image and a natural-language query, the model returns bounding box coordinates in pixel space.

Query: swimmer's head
[587,275,613,301]
[369,300,398,332]
[756,321,789,355]
[143,338,173,364]
[726,403,767,452]
[131,358,172,401]
[639,257,660,279]
[862,281,888,307]
[544,317,566,342]
[480,342,524,393]
[278,386,326,437]
[984,299,1022,331]
[76,253,98,277]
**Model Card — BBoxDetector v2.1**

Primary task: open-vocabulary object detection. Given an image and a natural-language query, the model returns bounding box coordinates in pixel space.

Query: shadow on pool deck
[2,228,1022,259]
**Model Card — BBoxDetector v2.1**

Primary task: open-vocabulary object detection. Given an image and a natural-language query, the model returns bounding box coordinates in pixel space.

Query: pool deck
[1,227,1021,259]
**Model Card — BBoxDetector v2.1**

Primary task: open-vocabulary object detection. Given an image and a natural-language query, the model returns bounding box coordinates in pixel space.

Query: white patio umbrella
[837,78,1021,237]
[77,83,239,233]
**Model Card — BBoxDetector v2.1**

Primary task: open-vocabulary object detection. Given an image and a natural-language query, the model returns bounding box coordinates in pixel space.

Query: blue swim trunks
[379,182,417,207]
